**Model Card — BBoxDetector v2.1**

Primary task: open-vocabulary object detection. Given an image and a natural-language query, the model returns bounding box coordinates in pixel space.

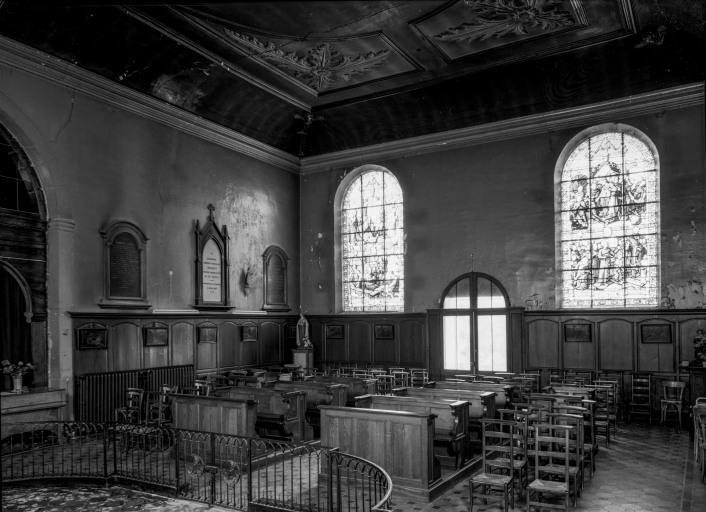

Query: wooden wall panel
[598,319,633,370]
[260,321,281,366]
[110,322,141,371]
[219,322,239,369]
[527,319,559,368]
[349,321,372,363]
[399,320,426,366]
[563,341,594,369]
[373,332,397,364]
[239,333,259,367]
[144,345,169,368]
[325,338,347,362]
[171,322,194,366]
[679,318,706,364]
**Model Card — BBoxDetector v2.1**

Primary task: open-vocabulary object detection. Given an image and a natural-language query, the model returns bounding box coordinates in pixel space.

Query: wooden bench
[270,381,347,439]
[171,393,258,435]
[355,393,469,468]
[425,380,513,408]
[217,387,307,442]
[319,405,441,498]
[305,376,377,405]
[393,387,496,420]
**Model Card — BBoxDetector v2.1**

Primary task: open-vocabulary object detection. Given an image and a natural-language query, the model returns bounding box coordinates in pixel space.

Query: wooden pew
[393,387,496,420]
[355,393,469,468]
[170,393,258,435]
[306,376,377,405]
[217,387,307,442]
[424,380,513,408]
[269,381,347,439]
[319,405,441,497]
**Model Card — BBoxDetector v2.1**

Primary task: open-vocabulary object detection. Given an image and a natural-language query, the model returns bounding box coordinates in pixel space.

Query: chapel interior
[1,1,705,511]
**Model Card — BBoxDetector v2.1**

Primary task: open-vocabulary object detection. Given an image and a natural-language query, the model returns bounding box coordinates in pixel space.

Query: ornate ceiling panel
[411,0,634,63]
[0,1,703,158]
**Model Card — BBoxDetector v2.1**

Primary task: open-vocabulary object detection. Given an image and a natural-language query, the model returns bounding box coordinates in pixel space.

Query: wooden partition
[170,393,258,436]
[71,312,298,377]
[320,405,439,496]
[524,309,706,374]
[307,313,427,369]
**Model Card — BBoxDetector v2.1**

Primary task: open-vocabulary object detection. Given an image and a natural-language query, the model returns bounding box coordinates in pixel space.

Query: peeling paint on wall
[666,280,706,309]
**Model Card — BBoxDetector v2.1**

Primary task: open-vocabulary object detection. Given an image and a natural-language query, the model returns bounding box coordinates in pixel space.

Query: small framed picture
[198,325,218,344]
[564,323,592,343]
[77,327,108,350]
[241,325,258,342]
[641,324,672,344]
[143,326,169,347]
[326,324,344,340]
[374,324,394,340]
[286,324,297,340]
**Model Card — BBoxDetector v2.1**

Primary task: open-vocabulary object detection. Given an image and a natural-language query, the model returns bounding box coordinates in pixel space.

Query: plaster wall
[0,62,300,313]
[300,105,706,314]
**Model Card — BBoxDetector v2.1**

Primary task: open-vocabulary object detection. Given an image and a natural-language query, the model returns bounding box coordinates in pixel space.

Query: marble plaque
[202,238,222,303]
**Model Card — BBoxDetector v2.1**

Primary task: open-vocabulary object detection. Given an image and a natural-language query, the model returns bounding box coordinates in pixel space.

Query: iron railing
[1,421,392,512]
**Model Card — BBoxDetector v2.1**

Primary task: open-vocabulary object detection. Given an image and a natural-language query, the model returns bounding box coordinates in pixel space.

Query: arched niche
[99,220,150,309]
[262,245,290,311]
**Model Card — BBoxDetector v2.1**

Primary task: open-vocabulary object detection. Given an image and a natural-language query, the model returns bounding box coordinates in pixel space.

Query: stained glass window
[558,130,659,308]
[341,170,403,311]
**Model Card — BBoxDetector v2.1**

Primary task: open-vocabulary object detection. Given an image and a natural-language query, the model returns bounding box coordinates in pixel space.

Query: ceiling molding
[300,82,705,174]
[0,36,301,173]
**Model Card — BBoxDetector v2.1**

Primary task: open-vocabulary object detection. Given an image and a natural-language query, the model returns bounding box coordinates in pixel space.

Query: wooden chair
[660,380,686,430]
[593,386,612,446]
[693,397,706,481]
[410,368,429,387]
[555,403,595,479]
[193,379,211,396]
[487,414,529,504]
[527,423,573,512]
[147,384,175,425]
[546,412,583,505]
[115,387,144,424]
[469,419,514,511]
[628,373,652,424]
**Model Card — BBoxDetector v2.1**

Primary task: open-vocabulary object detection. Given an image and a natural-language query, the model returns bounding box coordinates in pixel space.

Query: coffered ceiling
[0,1,703,158]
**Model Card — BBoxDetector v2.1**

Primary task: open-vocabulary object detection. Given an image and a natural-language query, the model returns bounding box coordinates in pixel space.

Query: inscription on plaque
[110,233,141,297]
[266,256,285,304]
[202,238,222,303]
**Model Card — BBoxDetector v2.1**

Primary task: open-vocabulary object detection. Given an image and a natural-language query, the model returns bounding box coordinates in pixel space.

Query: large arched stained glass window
[557,126,659,308]
[340,168,404,311]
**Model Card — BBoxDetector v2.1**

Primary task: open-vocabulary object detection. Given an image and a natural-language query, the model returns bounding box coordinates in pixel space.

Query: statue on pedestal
[297,312,312,349]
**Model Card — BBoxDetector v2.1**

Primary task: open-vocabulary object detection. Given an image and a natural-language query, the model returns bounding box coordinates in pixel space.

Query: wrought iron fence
[1,421,392,512]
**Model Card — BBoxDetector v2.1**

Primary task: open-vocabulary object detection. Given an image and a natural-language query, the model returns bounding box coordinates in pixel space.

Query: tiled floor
[395,422,706,512]
[2,422,705,511]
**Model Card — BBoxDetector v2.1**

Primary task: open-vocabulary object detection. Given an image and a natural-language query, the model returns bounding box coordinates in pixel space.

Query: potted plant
[1,360,35,393]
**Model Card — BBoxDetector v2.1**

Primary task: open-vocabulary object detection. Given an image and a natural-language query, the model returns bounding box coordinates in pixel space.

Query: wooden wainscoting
[70,312,298,376]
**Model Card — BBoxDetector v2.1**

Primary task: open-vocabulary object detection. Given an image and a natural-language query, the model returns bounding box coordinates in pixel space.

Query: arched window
[556,125,660,308]
[441,272,509,373]
[337,166,404,312]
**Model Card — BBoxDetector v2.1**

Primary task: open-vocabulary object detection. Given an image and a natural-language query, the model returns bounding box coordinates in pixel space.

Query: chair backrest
[662,381,685,401]
[481,419,517,470]
[193,379,211,396]
[531,423,573,483]
[126,388,145,409]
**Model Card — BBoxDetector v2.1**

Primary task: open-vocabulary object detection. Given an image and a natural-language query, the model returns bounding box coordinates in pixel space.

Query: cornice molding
[301,82,705,174]
[0,36,300,173]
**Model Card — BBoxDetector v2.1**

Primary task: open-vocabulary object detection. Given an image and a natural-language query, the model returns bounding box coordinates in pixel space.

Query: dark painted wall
[300,105,706,314]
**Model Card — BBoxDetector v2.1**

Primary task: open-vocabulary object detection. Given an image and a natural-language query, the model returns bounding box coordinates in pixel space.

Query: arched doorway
[440,272,510,374]
[0,122,47,391]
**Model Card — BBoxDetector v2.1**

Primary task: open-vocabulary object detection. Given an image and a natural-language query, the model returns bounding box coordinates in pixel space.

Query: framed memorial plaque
[77,324,108,350]
[143,324,169,347]
[193,204,231,310]
[564,323,592,343]
[640,323,672,344]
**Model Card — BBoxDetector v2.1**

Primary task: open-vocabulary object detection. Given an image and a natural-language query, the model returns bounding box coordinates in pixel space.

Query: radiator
[74,364,194,422]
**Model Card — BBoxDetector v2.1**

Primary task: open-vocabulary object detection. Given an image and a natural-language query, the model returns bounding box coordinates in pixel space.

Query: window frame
[440,272,510,374]
[334,164,405,313]
[554,123,661,309]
